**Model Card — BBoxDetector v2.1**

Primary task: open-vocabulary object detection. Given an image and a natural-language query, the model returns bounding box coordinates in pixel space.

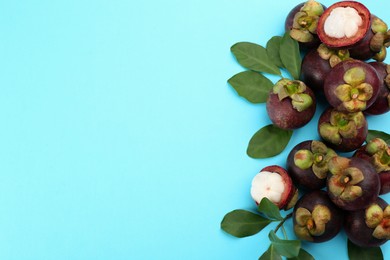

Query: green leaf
[259,245,282,260]
[287,248,315,260]
[228,71,273,103]
[221,210,272,238]
[366,130,390,145]
[269,230,301,258]
[257,197,283,221]
[247,124,293,158]
[348,239,383,260]
[231,42,281,75]
[279,32,301,80]
[266,36,283,68]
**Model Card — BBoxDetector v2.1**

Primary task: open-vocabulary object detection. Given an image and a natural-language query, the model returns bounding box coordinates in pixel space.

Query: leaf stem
[281,225,288,240]
[274,212,293,234]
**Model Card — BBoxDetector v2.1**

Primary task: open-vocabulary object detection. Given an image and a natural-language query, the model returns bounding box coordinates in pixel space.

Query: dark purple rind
[365,62,390,115]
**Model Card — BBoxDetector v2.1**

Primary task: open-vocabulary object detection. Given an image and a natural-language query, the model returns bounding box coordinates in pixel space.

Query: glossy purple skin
[354,145,390,195]
[293,190,343,243]
[287,140,326,190]
[364,62,390,115]
[317,107,368,152]
[266,87,316,130]
[324,60,380,112]
[300,49,331,93]
[284,2,326,50]
[349,29,375,61]
[345,197,388,247]
[326,157,380,211]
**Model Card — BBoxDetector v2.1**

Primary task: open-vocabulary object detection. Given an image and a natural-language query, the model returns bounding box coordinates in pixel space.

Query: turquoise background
[0,0,389,259]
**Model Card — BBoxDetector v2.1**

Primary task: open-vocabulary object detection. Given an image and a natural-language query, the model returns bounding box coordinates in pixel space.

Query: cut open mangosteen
[317,1,371,49]
[293,190,343,243]
[327,156,380,211]
[250,165,298,210]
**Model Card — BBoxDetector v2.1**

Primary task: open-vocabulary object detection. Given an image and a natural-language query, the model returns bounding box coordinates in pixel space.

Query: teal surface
[0,0,389,259]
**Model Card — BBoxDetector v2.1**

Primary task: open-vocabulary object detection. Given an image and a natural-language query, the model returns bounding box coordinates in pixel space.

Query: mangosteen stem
[274,212,293,234]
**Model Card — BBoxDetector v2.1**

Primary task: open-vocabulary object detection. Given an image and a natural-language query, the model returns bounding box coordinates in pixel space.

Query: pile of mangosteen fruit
[252,0,390,248]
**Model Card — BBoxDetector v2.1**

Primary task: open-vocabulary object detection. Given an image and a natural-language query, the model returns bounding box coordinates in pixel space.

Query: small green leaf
[266,36,283,68]
[366,130,390,145]
[247,124,293,158]
[258,197,283,221]
[221,210,272,238]
[279,32,301,80]
[259,245,282,260]
[348,239,383,260]
[287,248,315,260]
[231,42,281,75]
[228,71,273,103]
[269,230,301,258]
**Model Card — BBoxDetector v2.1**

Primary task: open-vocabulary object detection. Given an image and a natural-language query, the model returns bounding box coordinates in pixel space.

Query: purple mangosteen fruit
[354,138,390,195]
[266,78,316,130]
[345,197,390,247]
[287,140,337,190]
[318,107,367,152]
[285,0,326,49]
[324,59,380,113]
[327,156,380,211]
[349,15,390,62]
[317,1,371,49]
[293,190,343,243]
[364,62,390,115]
[251,165,298,211]
[301,44,350,92]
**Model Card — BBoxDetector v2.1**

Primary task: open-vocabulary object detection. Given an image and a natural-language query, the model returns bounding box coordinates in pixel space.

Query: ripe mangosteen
[318,107,367,152]
[364,62,390,115]
[287,140,337,190]
[266,79,316,130]
[293,190,343,243]
[354,138,390,194]
[301,44,349,92]
[324,59,380,113]
[345,197,390,247]
[327,156,380,211]
[317,1,371,49]
[250,165,298,211]
[285,0,326,49]
[349,15,390,62]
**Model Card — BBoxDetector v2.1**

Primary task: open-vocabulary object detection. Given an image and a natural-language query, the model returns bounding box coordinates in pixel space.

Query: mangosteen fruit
[354,138,390,194]
[364,62,390,115]
[327,156,380,211]
[285,0,325,49]
[287,140,337,190]
[293,190,343,243]
[250,165,298,210]
[301,44,350,92]
[318,107,367,152]
[324,59,380,113]
[317,1,371,49]
[349,15,390,62]
[266,78,316,130]
[345,197,390,247]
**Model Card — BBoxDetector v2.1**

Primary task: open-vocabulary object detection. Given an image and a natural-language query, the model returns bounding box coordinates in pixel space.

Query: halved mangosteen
[317,1,371,49]
[250,165,298,211]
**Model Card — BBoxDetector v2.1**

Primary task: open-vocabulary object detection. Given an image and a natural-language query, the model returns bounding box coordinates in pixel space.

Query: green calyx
[328,156,364,201]
[289,0,324,43]
[273,79,313,112]
[334,67,373,112]
[319,110,365,145]
[317,44,350,67]
[294,205,331,241]
[370,16,390,61]
[366,138,390,173]
[294,141,337,178]
[365,204,390,240]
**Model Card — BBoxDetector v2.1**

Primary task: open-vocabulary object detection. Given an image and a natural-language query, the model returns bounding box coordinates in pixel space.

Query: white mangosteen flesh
[250,171,285,204]
[324,7,362,38]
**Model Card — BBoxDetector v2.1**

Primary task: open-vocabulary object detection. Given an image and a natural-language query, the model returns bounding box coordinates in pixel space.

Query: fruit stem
[274,212,293,234]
